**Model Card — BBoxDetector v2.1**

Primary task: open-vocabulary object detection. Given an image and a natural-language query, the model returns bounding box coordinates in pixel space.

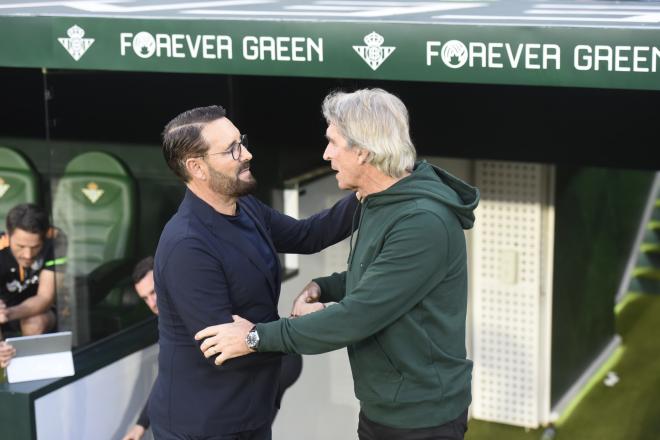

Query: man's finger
[199,337,218,353]
[215,352,230,366]
[232,314,249,324]
[195,326,218,341]
[305,290,320,302]
[203,346,216,359]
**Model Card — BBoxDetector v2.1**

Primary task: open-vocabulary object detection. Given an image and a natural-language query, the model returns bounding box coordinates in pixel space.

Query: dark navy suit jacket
[149,189,358,436]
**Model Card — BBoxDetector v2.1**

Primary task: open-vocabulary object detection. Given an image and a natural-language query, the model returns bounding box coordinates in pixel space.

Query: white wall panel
[35,344,158,440]
[471,161,554,428]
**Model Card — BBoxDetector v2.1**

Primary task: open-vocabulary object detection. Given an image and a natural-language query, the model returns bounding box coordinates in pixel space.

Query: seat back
[0,146,39,223]
[52,152,136,276]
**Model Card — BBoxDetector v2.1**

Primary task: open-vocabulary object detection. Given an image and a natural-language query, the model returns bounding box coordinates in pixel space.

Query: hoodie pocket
[352,336,403,403]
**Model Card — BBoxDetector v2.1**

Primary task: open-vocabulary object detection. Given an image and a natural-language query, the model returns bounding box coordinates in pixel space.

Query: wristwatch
[246,326,260,351]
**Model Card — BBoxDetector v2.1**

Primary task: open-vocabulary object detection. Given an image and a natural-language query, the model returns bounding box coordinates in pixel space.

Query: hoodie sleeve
[257,210,450,354]
[313,271,347,303]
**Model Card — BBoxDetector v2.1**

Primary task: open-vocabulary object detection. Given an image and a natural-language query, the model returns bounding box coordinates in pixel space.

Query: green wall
[551,167,655,405]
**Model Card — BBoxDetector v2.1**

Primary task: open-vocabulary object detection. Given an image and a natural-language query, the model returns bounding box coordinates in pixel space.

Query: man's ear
[356,148,370,165]
[185,157,207,181]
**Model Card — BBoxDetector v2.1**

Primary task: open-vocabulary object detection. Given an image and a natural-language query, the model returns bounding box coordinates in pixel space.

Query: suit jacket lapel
[212,211,278,296]
[185,190,278,296]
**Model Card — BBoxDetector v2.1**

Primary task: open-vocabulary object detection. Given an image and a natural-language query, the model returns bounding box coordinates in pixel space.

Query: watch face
[247,329,259,349]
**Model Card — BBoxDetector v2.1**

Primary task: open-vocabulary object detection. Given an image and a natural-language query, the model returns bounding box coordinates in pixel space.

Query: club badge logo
[82,182,104,204]
[353,32,396,71]
[58,25,95,61]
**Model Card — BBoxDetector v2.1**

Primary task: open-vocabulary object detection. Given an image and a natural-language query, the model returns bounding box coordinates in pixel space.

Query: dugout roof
[2,0,660,90]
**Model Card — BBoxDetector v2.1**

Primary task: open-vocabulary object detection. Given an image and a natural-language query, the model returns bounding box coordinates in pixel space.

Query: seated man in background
[0,203,65,367]
[122,256,158,440]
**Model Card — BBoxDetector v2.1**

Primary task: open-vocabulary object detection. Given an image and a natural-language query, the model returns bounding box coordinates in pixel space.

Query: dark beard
[208,164,257,197]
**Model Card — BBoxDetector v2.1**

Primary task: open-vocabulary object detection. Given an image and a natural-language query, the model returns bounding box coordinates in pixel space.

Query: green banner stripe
[2,16,660,90]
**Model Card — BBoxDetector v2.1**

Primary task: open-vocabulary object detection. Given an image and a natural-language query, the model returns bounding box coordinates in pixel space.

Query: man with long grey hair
[196,89,480,440]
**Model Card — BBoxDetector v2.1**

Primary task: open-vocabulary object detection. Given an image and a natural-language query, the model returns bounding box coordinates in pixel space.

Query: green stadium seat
[0,146,39,223]
[52,151,137,343]
[53,151,136,277]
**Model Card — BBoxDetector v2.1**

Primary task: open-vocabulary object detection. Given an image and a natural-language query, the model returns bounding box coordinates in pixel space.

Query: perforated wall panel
[471,161,553,428]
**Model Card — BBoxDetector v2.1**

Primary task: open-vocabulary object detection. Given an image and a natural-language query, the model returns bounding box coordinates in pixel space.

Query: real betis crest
[353,31,396,71]
[0,177,10,199]
[82,182,104,204]
[58,25,94,61]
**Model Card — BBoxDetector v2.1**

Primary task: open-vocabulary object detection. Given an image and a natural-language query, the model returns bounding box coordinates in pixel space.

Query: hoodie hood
[366,160,480,229]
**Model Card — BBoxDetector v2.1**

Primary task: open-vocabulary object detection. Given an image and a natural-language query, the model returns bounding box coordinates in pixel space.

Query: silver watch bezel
[246,326,259,351]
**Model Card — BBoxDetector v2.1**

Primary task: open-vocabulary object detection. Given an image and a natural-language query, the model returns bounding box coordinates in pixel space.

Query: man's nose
[242,145,253,161]
[323,145,331,161]
[20,248,34,259]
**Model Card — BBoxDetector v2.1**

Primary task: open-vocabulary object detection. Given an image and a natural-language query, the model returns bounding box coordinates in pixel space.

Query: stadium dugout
[1,1,659,439]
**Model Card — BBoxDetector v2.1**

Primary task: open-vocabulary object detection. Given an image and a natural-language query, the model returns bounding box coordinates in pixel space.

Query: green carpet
[466,293,660,440]
[466,420,541,439]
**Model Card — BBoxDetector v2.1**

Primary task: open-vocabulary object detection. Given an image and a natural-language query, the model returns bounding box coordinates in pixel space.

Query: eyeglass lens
[231,134,248,160]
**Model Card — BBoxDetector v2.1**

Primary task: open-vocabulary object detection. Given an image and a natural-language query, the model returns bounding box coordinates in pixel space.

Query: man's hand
[291,281,321,317]
[0,299,8,325]
[121,424,145,440]
[292,302,325,317]
[194,315,254,366]
[0,341,16,368]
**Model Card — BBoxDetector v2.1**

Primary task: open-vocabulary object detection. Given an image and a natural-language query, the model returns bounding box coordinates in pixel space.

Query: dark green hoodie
[257,161,480,429]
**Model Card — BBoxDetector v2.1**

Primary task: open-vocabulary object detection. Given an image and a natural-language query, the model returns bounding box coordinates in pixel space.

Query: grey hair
[322,88,416,178]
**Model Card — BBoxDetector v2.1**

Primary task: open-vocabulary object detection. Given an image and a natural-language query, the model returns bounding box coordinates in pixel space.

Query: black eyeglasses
[206,134,248,161]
